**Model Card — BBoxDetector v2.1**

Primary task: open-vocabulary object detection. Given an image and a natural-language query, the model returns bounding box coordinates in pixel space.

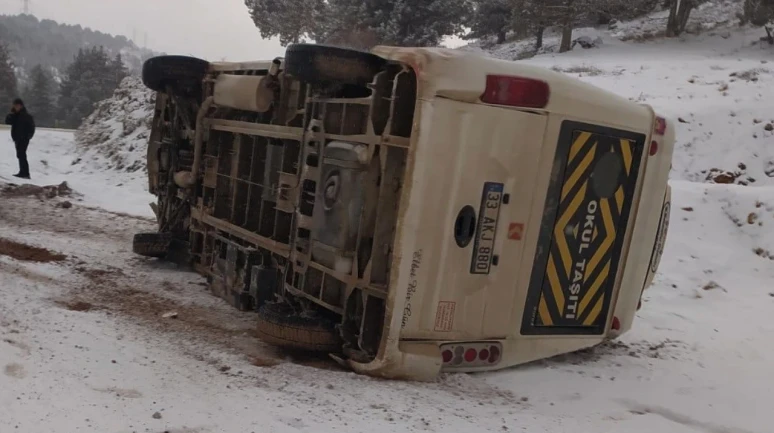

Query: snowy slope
[74,75,155,181]
[1,7,774,433]
[520,31,774,186]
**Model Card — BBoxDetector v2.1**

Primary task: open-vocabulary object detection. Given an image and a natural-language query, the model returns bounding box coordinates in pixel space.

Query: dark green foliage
[0,42,18,105]
[0,14,154,80]
[57,47,128,128]
[246,0,472,48]
[22,65,56,127]
[466,0,514,44]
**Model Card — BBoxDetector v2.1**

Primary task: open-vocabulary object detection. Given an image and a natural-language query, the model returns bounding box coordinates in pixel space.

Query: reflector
[481,75,550,108]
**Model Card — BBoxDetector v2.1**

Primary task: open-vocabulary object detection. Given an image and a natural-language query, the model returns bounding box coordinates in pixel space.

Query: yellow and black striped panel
[522,121,645,336]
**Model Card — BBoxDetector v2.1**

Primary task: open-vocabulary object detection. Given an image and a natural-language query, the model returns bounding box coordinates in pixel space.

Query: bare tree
[665,0,705,37]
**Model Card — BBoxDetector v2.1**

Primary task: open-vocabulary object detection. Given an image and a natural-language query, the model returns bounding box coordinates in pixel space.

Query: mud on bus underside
[136,45,418,363]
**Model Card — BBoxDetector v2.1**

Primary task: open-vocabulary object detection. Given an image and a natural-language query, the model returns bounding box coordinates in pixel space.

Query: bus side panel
[521,121,645,336]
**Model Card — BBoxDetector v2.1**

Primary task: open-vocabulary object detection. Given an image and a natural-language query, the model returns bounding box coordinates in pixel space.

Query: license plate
[470,182,504,274]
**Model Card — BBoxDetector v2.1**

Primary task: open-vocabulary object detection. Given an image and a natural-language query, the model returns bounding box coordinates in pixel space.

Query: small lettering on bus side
[401,250,423,329]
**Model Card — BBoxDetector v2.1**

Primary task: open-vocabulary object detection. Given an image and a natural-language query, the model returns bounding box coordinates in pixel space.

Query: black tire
[284,43,387,87]
[141,55,209,98]
[256,302,342,353]
[132,232,172,258]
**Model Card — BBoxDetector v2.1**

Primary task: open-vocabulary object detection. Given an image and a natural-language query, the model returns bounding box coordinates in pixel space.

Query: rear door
[521,121,646,336]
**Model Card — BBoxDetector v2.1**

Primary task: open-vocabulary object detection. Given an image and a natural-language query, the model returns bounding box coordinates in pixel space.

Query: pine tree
[466,0,513,44]
[0,43,19,106]
[110,53,128,85]
[743,0,774,25]
[245,0,325,45]
[23,65,55,127]
[379,0,471,46]
[742,0,774,43]
[57,46,128,128]
[246,0,471,49]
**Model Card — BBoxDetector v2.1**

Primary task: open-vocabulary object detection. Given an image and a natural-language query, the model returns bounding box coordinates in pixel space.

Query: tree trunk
[497,30,506,45]
[535,27,545,50]
[667,0,694,37]
[666,1,679,36]
[560,24,573,53]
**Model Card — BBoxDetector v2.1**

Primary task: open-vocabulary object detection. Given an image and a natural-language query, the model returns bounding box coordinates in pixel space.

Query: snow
[0,128,153,217]
[2,6,774,432]
[74,75,156,183]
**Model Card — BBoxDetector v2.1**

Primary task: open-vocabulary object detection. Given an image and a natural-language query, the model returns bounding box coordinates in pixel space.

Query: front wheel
[141,55,209,99]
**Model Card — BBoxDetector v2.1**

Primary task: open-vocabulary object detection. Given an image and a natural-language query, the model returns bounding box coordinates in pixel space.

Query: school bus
[135,43,673,380]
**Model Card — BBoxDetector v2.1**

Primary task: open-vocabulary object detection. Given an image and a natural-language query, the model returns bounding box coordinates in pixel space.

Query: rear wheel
[255,302,342,353]
[284,43,386,87]
[132,232,173,258]
[142,55,209,98]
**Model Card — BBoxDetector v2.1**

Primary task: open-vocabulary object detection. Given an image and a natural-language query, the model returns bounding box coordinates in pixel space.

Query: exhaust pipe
[175,96,214,188]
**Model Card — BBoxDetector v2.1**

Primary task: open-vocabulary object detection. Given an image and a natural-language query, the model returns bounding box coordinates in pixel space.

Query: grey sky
[0,0,286,61]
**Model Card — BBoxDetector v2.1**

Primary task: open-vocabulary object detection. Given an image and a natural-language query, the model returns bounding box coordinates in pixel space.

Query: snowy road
[2,16,774,433]
[0,130,769,433]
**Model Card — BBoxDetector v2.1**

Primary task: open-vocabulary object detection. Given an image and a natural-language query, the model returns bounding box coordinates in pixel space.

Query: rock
[678,117,689,124]
[152,412,162,420]
[765,123,773,131]
[707,170,737,184]
[573,35,602,49]
[58,201,73,209]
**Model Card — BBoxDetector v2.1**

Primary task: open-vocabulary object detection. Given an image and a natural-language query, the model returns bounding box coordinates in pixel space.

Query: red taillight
[649,140,659,156]
[654,116,667,135]
[612,316,621,331]
[481,75,550,108]
[464,349,477,363]
[440,342,503,368]
[488,345,501,363]
[479,348,490,361]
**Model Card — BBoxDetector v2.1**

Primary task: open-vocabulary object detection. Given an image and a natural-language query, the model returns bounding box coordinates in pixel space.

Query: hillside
[0,14,158,83]
[0,3,773,432]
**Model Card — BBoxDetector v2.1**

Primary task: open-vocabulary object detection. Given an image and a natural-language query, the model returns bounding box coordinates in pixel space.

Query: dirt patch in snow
[549,338,688,365]
[57,300,96,312]
[0,238,67,263]
[1,181,76,199]
[62,262,343,372]
[3,362,26,379]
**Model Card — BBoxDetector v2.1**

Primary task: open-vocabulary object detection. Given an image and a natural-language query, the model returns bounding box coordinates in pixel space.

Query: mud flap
[522,121,645,336]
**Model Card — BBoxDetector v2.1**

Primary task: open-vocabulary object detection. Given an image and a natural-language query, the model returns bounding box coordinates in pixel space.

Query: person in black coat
[5,98,35,179]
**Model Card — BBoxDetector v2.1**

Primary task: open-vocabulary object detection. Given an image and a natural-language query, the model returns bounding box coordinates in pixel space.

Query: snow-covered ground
[2,9,774,433]
[0,129,153,217]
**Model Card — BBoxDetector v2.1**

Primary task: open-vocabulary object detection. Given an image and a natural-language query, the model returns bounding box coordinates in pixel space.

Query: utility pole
[21,0,30,14]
